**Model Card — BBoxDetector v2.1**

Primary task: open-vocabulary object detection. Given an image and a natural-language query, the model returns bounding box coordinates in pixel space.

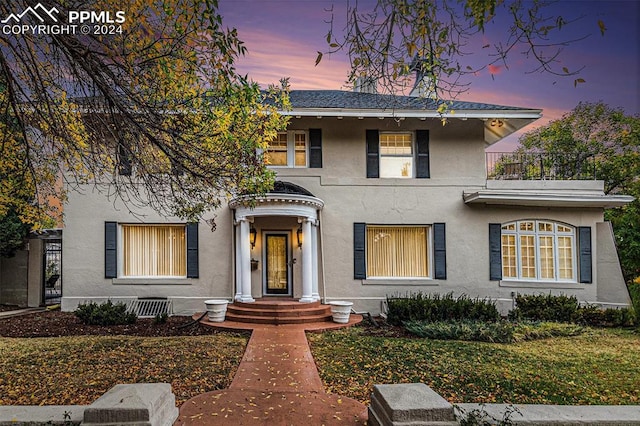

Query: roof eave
[280,108,542,120]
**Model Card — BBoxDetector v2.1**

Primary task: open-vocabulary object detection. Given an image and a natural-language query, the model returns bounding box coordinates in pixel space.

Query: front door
[264,233,290,295]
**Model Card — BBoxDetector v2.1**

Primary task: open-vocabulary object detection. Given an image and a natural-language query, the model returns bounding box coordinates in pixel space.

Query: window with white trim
[366,225,430,278]
[379,132,413,178]
[265,131,308,167]
[501,220,576,281]
[121,224,186,277]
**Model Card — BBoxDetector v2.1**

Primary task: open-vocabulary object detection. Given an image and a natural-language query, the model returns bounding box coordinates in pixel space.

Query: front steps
[225,298,333,325]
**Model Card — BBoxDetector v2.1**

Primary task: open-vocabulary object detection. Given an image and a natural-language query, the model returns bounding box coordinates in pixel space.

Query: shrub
[386,292,500,326]
[74,301,137,326]
[604,307,636,327]
[405,320,515,343]
[405,320,585,343]
[154,312,169,324]
[508,294,579,323]
[512,321,585,341]
[577,305,636,327]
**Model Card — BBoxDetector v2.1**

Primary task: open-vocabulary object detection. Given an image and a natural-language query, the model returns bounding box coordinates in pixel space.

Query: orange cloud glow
[235,29,350,90]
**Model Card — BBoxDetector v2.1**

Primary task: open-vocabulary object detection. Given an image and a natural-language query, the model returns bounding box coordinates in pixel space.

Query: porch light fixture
[297,225,303,249]
[249,226,257,249]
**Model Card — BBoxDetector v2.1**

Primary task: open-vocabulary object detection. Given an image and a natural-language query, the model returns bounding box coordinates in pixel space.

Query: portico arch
[229,182,324,303]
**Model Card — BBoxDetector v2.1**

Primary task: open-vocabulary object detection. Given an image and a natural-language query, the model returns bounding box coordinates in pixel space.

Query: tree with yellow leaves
[0,0,289,230]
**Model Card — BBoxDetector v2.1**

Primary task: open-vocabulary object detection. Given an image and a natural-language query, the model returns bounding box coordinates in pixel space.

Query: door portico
[229,183,324,303]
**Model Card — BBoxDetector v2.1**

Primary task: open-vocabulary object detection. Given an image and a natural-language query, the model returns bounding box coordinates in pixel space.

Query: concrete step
[233,299,323,310]
[227,304,330,318]
[225,311,332,324]
[224,299,333,324]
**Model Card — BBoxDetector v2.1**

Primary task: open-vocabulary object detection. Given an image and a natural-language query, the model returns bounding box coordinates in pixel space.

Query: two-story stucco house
[61,89,634,316]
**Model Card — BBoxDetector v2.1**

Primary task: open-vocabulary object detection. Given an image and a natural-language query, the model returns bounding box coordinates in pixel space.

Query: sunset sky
[219,0,640,150]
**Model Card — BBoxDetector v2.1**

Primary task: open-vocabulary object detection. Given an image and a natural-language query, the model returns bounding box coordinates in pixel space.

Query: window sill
[499,280,583,289]
[112,278,194,285]
[362,278,438,286]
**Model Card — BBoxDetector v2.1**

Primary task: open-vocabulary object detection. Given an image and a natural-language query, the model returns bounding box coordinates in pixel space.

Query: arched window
[501,220,576,281]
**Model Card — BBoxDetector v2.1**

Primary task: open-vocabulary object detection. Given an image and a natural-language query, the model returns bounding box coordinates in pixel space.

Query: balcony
[486,152,596,180]
[466,152,633,208]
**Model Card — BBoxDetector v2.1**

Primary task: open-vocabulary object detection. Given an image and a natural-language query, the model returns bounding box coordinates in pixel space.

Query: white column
[299,218,314,303]
[311,220,320,302]
[238,218,254,303]
[234,223,242,301]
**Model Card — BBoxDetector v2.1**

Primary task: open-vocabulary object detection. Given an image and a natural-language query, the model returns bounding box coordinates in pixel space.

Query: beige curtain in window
[122,225,186,276]
[366,226,428,277]
[266,235,287,290]
[294,133,307,167]
[538,235,555,279]
[519,235,536,278]
[501,234,517,278]
[557,236,574,279]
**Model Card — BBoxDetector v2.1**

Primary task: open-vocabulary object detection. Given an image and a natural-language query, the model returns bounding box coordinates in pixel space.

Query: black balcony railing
[486,152,597,180]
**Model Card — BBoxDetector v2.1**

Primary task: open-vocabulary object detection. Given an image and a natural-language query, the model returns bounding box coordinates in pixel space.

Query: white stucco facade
[61,91,633,315]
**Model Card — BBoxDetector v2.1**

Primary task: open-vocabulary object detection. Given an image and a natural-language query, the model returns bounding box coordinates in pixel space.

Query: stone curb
[0,384,178,426]
[369,383,640,426]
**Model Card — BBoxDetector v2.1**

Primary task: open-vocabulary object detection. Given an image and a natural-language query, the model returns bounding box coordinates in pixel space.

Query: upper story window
[501,220,576,281]
[366,129,429,179]
[380,133,413,178]
[265,131,308,168]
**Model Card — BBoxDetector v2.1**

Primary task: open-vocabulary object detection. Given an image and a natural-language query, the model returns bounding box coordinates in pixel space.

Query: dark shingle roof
[287,90,536,112]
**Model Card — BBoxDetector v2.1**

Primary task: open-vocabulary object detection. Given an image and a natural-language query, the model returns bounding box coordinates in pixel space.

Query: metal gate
[43,239,62,305]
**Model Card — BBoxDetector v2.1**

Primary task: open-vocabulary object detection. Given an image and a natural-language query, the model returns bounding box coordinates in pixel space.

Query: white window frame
[501,220,577,282]
[118,223,188,279]
[265,130,308,168]
[379,132,414,178]
[365,224,432,279]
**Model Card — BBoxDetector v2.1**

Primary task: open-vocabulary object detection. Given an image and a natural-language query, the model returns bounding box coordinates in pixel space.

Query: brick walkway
[174,317,368,425]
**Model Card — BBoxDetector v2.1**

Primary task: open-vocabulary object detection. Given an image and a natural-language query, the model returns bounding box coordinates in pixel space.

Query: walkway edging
[0,383,177,426]
[369,383,640,425]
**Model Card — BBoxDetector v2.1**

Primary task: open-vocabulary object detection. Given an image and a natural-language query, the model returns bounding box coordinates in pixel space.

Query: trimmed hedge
[75,301,137,326]
[577,304,636,327]
[508,293,636,327]
[508,293,579,323]
[386,292,500,326]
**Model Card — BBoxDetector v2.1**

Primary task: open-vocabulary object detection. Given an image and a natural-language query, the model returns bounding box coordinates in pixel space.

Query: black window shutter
[309,128,322,168]
[366,129,379,178]
[578,226,592,283]
[186,222,199,278]
[415,130,430,178]
[433,223,446,279]
[354,223,366,279]
[118,143,132,176]
[489,223,503,280]
[105,222,117,278]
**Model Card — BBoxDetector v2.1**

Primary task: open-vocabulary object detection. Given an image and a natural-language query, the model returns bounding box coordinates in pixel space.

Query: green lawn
[307,326,640,405]
[0,334,247,406]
